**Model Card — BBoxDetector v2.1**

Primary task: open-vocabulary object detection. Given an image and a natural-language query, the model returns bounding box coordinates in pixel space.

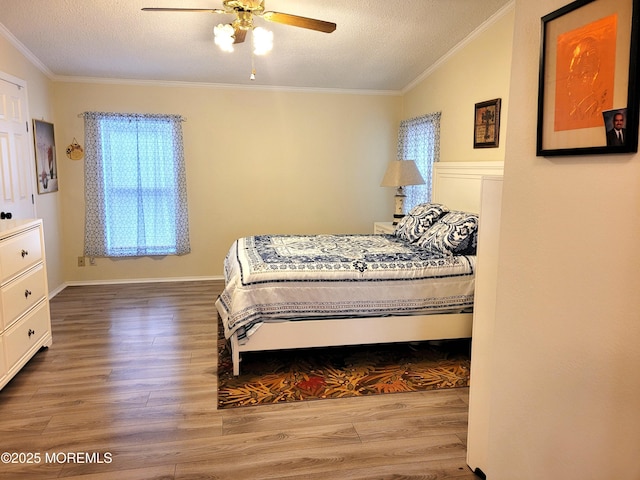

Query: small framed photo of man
[603,108,627,147]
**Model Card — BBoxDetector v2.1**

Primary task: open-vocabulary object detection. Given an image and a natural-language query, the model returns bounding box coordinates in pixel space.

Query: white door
[0,72,36,220]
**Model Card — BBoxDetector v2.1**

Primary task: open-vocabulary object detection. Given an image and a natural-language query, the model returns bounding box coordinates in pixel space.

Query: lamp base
[392,190,407,225]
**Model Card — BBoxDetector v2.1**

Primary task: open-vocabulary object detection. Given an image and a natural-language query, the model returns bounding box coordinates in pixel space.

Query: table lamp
[380,160,425,224]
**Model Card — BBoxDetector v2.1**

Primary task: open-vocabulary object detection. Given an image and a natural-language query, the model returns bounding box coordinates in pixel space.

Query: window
[83,112,190,257]
[396,112,441,211]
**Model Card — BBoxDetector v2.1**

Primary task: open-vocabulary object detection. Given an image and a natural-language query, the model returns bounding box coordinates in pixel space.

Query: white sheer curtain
[83,112,190,257]
[396,112,441,211]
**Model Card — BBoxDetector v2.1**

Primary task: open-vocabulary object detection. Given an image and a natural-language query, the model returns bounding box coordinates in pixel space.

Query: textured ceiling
[0,0,512,92]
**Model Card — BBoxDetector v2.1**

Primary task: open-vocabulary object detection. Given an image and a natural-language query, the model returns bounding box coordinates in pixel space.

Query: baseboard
[48,276,225,299]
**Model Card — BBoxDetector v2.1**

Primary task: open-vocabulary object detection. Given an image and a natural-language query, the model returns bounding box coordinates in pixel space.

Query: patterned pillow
[394,203,449,243]
[452,227,478,255]
[415,211,479,256]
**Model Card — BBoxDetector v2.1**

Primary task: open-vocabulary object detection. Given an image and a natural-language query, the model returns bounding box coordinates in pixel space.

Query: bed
[216,161,504,375]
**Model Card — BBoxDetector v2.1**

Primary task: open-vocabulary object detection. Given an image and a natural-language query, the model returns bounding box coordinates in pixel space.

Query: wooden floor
[0,281,479,479]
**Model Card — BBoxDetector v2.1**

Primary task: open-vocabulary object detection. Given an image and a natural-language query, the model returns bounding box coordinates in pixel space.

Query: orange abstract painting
[554,14,617,131]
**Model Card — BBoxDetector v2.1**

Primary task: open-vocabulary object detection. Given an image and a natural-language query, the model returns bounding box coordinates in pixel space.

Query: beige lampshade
[380,160,425,187]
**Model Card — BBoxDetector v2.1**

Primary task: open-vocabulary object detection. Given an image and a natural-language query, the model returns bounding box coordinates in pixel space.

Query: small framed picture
[474,98,501,148]
[602,108,628,146]
[33,119,58,194]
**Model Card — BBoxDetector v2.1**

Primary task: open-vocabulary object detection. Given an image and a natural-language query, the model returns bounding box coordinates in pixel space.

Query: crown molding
[0,22,55,79]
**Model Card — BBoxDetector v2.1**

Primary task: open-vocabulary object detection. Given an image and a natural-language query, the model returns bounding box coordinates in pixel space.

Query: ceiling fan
[142,0,336,45]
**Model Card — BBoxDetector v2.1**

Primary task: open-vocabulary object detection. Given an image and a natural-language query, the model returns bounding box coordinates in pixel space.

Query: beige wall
[0,33,64,293]
[488,0,640,478]
[52,82,401,281]
[402,4,515,163]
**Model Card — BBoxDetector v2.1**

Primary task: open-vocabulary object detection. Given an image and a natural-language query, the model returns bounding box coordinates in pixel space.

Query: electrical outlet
[77,256,85,267]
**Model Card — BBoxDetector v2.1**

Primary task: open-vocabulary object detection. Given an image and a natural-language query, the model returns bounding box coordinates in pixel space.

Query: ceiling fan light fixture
[252,27,273,55]
[214,23,235,52]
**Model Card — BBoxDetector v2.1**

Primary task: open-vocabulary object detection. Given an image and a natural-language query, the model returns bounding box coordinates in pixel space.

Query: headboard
[432,161,504,213]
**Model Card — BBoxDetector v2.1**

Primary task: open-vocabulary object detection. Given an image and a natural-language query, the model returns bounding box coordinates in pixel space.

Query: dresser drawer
[0,227,43,284]
[4,301,50,368]
[0,264,47,331]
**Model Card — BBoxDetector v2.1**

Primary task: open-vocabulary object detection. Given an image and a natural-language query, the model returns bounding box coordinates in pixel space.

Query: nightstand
[373,222,395,234]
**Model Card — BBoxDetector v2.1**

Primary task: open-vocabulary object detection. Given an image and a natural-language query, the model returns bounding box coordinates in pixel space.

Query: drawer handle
[25,289,32,298]
[28,329,35,338]
[21,249,29,258]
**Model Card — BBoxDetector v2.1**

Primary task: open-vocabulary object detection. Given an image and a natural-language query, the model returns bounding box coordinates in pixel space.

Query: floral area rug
[217,317,471,409]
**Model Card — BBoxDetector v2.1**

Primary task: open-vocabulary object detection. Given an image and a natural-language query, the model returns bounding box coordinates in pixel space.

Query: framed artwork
[33,119,58,194]
[537,0,640,156]
[474,98,501,148]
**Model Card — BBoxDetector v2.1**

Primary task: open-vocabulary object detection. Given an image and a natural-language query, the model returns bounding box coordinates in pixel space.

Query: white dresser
[0,219,52,390]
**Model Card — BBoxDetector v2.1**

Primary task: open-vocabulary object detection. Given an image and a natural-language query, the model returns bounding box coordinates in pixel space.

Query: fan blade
[233,28,247,44]
[261,11,336,33]
[142,8,227,13]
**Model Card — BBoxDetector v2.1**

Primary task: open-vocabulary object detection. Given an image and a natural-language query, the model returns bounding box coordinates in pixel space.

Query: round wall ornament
[66,138,84,160]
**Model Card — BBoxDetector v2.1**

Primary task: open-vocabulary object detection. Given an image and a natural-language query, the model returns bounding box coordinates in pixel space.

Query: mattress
[215,234,476,344]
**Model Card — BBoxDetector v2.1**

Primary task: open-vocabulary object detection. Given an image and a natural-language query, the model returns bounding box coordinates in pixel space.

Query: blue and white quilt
[215,234,476,344]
